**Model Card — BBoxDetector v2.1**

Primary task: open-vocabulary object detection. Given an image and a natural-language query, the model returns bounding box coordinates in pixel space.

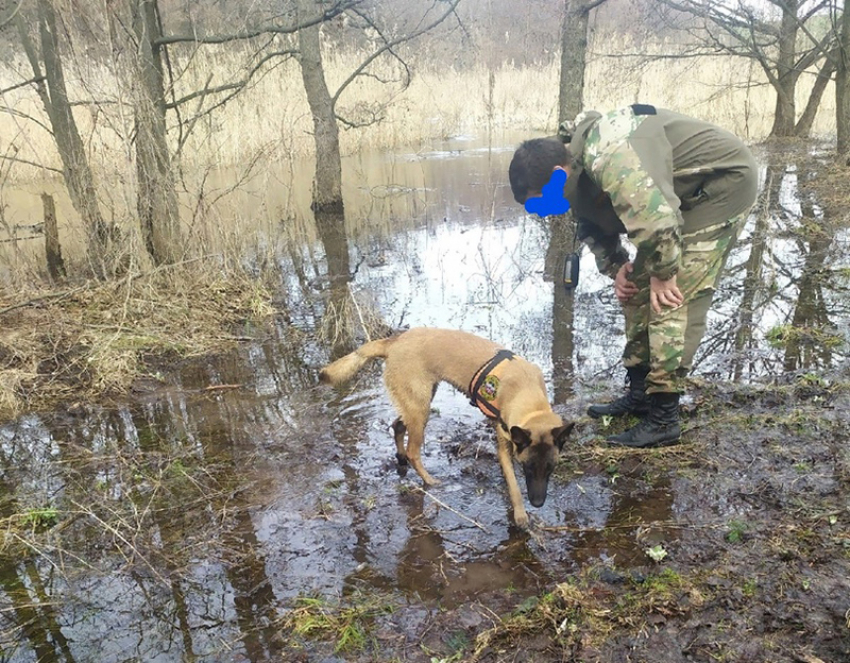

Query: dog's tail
[319,336,397,386]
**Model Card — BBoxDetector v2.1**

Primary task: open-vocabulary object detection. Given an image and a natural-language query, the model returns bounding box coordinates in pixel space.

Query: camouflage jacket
[558,105,758,281]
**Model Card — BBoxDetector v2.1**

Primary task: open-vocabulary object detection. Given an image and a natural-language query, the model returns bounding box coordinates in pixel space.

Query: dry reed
[0,261,277,421]
[0,35,838,183]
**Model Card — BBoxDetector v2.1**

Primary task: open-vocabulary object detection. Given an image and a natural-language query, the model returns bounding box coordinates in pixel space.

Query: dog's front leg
[497,437,529,529]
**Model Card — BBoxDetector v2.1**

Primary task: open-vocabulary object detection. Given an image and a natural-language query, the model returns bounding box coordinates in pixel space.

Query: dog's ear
[510,426,533,453]
[551,422,575,452]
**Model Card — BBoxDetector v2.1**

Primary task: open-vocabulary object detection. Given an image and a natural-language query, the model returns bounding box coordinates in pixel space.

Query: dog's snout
[526,478,549,508]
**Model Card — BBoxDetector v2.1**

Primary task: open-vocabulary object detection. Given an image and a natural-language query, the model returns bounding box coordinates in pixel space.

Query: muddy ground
[2,145,849,663]
[276,374,850,663]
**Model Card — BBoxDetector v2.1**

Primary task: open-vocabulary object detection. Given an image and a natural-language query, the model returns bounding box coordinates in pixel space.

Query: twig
[0,286,89,316]
[348,284,371,342]
[71,499,171,588]
[0,234,42,243]
[540,520,720,533]
[414,486,490,533]
[0,155,62,174]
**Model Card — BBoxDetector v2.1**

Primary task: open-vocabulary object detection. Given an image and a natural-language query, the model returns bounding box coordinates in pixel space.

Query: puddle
[1,142,849,661]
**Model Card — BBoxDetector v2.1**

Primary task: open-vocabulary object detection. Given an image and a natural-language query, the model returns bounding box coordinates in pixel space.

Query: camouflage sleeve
[602,173,682,281]
[576,217,629,280]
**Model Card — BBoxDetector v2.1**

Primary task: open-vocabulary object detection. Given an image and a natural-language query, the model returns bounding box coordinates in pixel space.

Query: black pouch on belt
[563,252,580,291]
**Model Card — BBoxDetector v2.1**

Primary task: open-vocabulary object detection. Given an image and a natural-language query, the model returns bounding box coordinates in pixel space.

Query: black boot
[607,392,681,448]
[587,366,651,419]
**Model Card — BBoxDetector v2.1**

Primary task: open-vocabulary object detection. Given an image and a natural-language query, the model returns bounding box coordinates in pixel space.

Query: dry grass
[469,568,694,661]
[0,260,278,421]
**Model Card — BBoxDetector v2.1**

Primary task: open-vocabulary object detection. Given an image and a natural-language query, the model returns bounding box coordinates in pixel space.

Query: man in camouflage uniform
[508,104,759,447]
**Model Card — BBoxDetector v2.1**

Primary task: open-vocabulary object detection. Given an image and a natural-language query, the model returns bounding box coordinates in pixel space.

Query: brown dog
[319,328,574,528]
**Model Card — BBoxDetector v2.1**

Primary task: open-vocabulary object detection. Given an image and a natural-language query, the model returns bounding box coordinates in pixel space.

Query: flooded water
[1,140,849,662]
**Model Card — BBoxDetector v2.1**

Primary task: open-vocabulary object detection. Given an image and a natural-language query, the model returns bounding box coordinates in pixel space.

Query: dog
[319,328,574,528]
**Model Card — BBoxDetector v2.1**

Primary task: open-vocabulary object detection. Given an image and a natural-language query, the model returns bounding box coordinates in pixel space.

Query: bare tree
[124,0,181,265]
[134,0,358,252]
[107,0,352,264]
[558,0,609,123]
[838,1,850,160]
[657,0,838,137]
[2,0,356,271]
[293,0,462,213]
[296,0,344,213]
[14,0,115,271]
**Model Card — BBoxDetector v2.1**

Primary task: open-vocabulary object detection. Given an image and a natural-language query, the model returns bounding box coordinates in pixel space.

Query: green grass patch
[282,593,396,654]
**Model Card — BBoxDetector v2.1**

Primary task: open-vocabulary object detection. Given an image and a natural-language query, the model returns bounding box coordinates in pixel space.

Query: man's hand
[649,275,684,313]
[614,262,639,303]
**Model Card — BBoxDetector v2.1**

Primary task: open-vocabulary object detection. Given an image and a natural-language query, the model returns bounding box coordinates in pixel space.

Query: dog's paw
[513,511,530,530]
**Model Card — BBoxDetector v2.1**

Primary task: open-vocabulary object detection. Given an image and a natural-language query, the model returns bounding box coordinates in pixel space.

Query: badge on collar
[480,375,501,402]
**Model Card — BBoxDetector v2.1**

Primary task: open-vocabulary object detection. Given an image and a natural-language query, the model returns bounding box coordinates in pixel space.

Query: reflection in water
[706,156,849,378]
[547,213,578,401]
[314,208,355,359]
[733,165,775,381]
[0,479,77,663]
[348,486,555,609]
[1,145,849,661]
[781,159,840,371]
[567,474,675,569]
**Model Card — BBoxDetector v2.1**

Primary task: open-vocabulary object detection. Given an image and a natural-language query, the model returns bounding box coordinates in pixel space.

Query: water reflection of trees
[0,478,77,662]
[780,159,843,372]
[696,155,849,381]
[0,335,331,662]
[567,474,675,570]
[547,213,577,402]
[312,209,392,359]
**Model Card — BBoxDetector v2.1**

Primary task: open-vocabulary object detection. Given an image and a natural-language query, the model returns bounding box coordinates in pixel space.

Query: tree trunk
[837,5,850,161]
[769,0,801,137]
[795,51,836,138]
[733,166,776,381]
[296,0,344,214]
[558,0,592,123]
[771,80,799,137]
[18,1,112,271]
[42,193,66,282]
[132,0,181,265]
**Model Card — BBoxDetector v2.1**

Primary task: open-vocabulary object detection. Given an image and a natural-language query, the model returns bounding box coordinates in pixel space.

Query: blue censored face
[524,169,570,217]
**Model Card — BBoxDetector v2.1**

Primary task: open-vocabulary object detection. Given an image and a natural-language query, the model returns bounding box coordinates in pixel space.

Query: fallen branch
[0,286,88,316]
[415,486,490,533]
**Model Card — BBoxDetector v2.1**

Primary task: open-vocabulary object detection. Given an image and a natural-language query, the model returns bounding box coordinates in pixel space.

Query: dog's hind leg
[403,416,439,486]
[388,381,440,486]
[392,418,409,475]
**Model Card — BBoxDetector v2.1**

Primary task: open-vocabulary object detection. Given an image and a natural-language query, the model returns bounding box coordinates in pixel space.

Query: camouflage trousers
[621,212,748,393]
